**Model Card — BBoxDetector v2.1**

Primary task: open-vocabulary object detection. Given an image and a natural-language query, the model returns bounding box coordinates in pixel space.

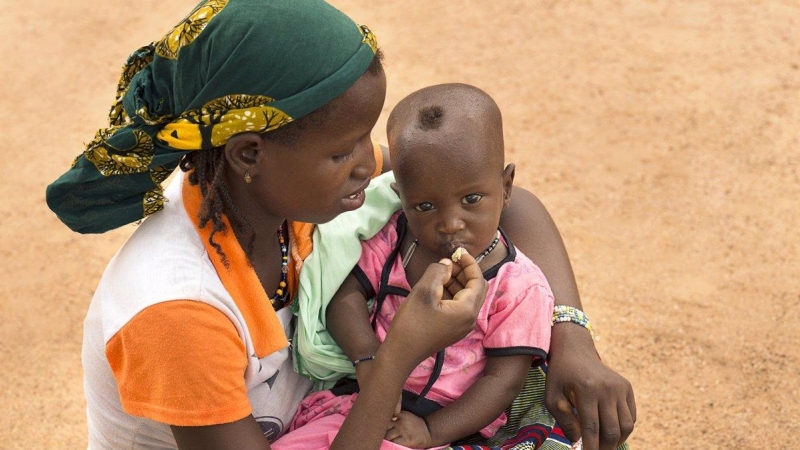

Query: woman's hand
[384,252,488,369]
[331,252,487,450]
[545,324,636,450]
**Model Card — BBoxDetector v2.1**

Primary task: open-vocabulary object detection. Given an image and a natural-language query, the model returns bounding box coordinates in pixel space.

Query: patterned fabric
[447,365,631,450]
[46,0,378,234]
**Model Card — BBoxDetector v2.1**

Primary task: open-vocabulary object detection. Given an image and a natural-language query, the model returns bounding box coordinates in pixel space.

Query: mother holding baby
[46,1,635,449]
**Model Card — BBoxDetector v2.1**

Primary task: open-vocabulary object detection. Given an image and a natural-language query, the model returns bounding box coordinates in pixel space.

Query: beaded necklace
[402,230,501,268]
[271,223,290,306]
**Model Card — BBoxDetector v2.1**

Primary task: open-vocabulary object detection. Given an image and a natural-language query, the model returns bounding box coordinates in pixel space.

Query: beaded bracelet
[552,305,595,339]
[352,355,376,366]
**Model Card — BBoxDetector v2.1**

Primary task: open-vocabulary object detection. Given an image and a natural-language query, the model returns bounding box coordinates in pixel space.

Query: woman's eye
[414,202,435,212]
[332,149,356,161]
[462,194,483,204]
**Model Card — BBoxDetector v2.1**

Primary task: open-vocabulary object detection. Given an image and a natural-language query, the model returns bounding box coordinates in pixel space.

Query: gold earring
[244,171,252,184]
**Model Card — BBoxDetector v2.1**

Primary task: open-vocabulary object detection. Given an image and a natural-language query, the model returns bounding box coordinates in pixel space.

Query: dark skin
[172,69,491,450]
[172,76,634,450]
[328,101,536,447]
[380,137,636,448]
[376,84,635,447]
[172,257,488,450]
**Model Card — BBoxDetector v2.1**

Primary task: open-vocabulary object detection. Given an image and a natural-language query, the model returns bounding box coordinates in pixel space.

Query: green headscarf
[46,0,378,234]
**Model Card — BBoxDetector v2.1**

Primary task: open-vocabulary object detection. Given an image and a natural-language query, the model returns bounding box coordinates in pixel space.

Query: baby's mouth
[443,241,466,254]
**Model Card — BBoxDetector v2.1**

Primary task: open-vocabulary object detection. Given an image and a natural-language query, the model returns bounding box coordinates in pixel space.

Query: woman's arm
[385,355,532,448]
[499,187,636,450]
[171,256,487,450]
[331,255,488,450]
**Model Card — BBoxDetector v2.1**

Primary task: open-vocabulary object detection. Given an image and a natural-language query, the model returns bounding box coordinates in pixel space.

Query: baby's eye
[414,202,435,212]
[462,194,483,204]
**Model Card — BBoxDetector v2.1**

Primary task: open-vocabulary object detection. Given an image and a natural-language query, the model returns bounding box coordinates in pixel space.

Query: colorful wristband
[352,355,376,366]
[552,305,595,339]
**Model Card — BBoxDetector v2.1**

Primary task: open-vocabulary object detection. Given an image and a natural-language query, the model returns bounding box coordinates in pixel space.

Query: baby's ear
[502,163,515,210]
[390,182,400,196]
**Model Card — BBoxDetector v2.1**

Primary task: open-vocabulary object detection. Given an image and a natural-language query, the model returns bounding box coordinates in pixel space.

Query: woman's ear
[502,163,515,210]
[223,133,269,180]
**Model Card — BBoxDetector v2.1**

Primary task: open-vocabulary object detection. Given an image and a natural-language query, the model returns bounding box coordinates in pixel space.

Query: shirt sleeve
[483,262,554,365]
[105,300,251,426]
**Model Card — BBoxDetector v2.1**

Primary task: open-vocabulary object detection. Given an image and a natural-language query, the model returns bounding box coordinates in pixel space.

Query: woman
[46,1,634,449]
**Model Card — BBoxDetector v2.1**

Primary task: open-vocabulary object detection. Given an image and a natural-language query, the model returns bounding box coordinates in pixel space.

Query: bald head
[387,83,505,177]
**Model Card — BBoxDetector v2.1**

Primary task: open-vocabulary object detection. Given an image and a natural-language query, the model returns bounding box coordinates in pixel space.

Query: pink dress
[273,213,554,449]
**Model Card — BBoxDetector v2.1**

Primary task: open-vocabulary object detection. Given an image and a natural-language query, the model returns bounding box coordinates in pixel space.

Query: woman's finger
[549,395,582,445]
[575,396,601,450]
[615,399,635,448]
[627,384,637,425]
[451,251,488,312]
[597,399,621,450]
[394,394,402,417]
[413,258,452,305]
[443,276,464,298]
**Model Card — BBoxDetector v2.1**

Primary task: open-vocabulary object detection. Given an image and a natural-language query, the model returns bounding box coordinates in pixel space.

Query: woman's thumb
[414,259,453,303]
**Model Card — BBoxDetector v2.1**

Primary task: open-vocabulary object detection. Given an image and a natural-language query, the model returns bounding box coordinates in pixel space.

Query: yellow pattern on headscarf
[143,188,166,217]
[359,25,378,53]
[109,46,155,126]
[155,0,229,60]
[157,94,293,150]
[84,128,155,176]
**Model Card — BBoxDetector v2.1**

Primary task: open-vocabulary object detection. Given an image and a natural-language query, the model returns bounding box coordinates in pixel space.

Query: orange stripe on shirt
[106,300,252,426]
[182,178,289,358]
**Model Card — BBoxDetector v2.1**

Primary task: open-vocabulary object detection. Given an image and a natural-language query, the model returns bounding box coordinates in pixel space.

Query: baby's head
[387,83,515,259]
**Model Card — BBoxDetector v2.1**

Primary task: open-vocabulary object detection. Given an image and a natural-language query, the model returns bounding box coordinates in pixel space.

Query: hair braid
[179,149,256,267]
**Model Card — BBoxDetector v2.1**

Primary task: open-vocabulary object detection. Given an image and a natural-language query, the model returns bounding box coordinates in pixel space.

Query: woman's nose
[351,138,377,179]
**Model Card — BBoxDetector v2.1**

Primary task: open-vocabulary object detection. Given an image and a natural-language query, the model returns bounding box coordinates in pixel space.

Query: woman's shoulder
[94,179,227,330]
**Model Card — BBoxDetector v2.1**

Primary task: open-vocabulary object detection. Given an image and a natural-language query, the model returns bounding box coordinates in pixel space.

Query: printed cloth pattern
[46,0,378,234]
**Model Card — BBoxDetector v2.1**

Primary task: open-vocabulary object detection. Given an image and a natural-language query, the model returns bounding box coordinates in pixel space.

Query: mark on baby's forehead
[418,105,444,131]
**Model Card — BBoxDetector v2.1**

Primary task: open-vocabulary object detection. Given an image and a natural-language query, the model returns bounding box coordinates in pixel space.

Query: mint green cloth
[292,172,400,390]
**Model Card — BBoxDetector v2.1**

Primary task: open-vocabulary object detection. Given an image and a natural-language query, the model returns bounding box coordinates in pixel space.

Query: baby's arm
[385,355,532,448]
[325,273,382,383]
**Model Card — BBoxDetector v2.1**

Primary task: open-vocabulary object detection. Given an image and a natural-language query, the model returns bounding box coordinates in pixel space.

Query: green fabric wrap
[46,0,378,234]
[292,172,401,390]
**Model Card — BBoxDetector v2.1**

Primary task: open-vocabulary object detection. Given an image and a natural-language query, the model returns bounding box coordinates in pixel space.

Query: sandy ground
[1,1,799,448]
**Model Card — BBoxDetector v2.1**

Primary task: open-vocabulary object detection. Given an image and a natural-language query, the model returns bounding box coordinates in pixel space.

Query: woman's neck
[224,183,288,308]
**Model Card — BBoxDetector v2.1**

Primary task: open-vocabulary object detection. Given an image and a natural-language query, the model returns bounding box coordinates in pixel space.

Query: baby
[275,83,555,449]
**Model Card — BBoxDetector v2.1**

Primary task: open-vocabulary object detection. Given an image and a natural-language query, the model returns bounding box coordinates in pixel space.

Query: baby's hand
[384,411,433,448]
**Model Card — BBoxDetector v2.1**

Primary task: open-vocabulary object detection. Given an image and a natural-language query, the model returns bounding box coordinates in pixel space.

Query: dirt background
[1,1,799,448]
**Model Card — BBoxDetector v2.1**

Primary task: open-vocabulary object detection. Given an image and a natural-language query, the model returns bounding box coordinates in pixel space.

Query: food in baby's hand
[451,247,467,262]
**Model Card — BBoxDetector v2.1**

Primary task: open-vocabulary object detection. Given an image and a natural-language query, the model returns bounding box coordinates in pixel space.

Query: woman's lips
[341,184,368,211]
